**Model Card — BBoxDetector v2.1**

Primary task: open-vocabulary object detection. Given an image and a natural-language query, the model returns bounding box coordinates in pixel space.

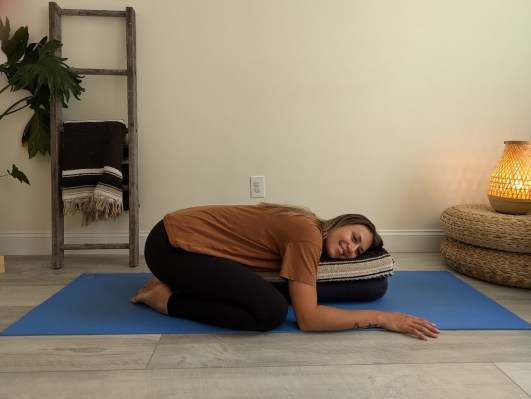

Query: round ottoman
[440,204,531,289]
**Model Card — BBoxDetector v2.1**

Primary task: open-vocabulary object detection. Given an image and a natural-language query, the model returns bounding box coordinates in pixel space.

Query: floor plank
[0,255,149,286]
[0,363,528,399]
[496,362,531,396]
[0,335,161,372]
[0,286,63,306]
[148,330,531,369]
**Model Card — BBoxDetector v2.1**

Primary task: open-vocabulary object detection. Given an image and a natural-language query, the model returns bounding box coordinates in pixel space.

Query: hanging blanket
[62,120,127,225]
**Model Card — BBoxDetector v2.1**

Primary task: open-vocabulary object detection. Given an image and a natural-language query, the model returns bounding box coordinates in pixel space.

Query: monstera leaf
[9,40,83,106]
[0,17,84,184]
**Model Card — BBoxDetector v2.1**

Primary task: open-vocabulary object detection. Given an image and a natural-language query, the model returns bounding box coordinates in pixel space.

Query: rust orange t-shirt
[162,205,322,286]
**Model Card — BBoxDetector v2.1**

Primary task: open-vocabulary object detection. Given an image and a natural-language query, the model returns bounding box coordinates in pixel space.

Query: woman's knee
[255,295,288,332]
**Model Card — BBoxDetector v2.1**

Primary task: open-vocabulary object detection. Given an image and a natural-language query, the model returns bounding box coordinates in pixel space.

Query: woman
[131,203,440,340]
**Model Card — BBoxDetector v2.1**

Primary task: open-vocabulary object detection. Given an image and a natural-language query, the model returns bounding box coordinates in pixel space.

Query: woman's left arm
[288,280,440,340]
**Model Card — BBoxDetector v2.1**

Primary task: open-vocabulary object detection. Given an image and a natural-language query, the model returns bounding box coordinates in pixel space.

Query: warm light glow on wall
[487,141,531,214]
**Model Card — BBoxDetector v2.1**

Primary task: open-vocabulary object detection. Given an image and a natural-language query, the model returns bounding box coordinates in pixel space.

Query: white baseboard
[0,230,445,255]
[379,230,445,253]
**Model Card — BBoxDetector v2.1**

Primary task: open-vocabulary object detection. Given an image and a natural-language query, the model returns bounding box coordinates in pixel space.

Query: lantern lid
[504,140,529,145]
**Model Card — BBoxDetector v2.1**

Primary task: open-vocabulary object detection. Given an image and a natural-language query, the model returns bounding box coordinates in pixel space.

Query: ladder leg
[126,7,139,267]
[50,2,65,269]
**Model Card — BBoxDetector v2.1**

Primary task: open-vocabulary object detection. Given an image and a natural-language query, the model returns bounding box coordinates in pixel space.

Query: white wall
[1,0,530,254]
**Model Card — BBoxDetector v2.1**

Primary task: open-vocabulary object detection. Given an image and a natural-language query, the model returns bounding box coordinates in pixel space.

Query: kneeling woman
[131,203,439,340]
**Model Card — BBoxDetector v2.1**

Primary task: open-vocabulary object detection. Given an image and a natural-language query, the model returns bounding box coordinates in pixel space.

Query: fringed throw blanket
[62,120,127,225]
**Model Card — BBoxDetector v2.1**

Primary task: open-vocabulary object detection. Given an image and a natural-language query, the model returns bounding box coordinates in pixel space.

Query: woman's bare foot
[130,281,172,315]
[138,276,162,294]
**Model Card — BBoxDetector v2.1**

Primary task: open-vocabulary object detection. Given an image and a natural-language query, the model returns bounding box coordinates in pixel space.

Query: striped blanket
[257,248,394,283]
[62,120,127,225]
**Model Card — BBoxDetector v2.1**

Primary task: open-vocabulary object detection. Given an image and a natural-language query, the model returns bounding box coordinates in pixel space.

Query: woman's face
[324,224,374,259]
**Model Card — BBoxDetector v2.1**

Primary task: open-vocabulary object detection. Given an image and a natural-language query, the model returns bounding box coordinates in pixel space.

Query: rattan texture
[440,204,531,254]
[441,238,531,289]
[487,141,530,199]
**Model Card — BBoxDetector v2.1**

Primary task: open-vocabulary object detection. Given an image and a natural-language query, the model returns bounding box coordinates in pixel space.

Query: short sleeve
[279,241,321,286]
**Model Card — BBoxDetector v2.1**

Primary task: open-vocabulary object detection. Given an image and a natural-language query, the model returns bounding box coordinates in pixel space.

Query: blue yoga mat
[2,271,529,335]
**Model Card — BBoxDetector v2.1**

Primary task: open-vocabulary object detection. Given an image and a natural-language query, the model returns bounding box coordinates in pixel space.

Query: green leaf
[23,108,50,158]
[21,37,48,66]
[0,17,10,43]
[8,40,84,105]
[0,19,29,64]
[26,85,50,111]
[7,164,30,184]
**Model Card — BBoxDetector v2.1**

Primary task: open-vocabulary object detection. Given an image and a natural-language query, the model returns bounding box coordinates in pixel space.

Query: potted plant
[0,17,84,184]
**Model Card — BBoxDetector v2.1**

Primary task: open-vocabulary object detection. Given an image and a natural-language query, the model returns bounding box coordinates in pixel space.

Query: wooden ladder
[48,2,139,269]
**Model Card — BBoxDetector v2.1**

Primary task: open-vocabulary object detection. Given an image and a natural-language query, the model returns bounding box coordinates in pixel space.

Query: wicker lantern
[487,141,531,214]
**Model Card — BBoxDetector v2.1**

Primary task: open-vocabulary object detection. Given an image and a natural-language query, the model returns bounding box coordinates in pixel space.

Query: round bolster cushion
[270,277,389,303]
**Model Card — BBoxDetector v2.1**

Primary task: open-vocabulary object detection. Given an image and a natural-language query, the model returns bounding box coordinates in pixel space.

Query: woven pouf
[441,238,531,289]
[440,203,531,289]
[440,204,531,253]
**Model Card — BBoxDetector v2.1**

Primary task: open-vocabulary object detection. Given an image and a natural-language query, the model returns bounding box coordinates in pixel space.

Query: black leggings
[144,220,288,332]
[144,220,388,332]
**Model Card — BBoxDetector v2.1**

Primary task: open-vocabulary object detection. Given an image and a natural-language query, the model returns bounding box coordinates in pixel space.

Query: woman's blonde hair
[256,203,383,251]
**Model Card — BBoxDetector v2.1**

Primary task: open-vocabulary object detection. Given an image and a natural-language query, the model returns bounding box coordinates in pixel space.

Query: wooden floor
[0,253,530,399]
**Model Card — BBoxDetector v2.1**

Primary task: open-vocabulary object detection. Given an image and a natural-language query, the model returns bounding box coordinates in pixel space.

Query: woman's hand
[376,311,440,340]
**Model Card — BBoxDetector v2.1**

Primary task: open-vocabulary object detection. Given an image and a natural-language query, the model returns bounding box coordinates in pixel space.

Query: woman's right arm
[288,280,440,340]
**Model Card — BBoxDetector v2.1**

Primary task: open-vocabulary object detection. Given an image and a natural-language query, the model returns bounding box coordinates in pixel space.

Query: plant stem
[0,83,13,95]
[0,96,31,120]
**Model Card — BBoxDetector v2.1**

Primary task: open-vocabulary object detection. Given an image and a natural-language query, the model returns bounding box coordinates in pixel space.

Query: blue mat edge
[2,270,530,336]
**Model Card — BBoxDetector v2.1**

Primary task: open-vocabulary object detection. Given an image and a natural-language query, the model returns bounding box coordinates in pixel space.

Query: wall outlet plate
[250,176,265,198]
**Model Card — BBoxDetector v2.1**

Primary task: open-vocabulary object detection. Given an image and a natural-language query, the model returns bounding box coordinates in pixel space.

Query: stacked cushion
[440,204,531,289]
[258,248,394,302]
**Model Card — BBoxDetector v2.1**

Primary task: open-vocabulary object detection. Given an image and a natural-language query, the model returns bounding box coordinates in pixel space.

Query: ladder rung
[61,9,126,18]
[58,125,129,134]
[72,68,128,76]
[64,243,130,250]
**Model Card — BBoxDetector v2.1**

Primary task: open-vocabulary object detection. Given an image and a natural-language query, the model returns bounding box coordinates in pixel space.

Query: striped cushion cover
[257,248,394,283]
